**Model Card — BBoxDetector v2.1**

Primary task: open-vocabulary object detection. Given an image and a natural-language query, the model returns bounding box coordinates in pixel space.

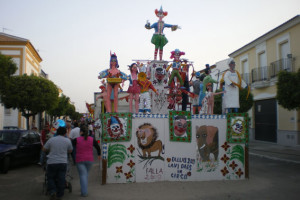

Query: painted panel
[104,114,248,184]
[133,117,166,182]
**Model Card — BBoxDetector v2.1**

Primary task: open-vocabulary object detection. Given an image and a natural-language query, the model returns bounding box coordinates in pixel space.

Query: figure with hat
[145,6,179,60]
[198,64,218,110]
[190,71,202,114]
[166,49,185,87]
[127,63,141,113]
[137,72,159,114]
[222,58,247,113]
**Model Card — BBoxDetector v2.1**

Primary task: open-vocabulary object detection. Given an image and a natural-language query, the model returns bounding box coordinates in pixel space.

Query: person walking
[69,122,80,164]
[43,120,73,200]
[73,125,101,197]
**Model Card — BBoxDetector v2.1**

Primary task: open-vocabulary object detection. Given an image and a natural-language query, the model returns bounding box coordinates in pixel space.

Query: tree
[0,74,59,129]
[214,88,254,114]
[0,53,17,94]
[276,69,300,110]
[47,94,70,119]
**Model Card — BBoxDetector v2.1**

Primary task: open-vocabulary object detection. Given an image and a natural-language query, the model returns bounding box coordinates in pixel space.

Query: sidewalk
[249,140,300,164]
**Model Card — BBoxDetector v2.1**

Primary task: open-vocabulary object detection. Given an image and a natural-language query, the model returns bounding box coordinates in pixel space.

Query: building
[228,15,300,146]
[0,32,42,129]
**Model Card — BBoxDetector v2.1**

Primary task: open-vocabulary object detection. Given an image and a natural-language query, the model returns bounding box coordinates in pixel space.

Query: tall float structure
[98,7,249,184]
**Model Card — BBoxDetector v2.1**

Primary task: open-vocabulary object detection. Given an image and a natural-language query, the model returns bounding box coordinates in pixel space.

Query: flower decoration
[221,166,229,176]
[221,154,230,164]
[124,172,133,179]
[221,142,231,151]
[127,145,135,154]
[235,168,244,178]
[229,161,238,170]
[127,160,135,168]
[116,166,123,173]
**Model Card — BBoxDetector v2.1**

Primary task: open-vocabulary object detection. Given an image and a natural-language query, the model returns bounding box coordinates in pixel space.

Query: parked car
[3,126,20,130]
[0,130,41,173]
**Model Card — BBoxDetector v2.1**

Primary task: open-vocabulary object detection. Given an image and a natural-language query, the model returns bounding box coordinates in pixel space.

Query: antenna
[1,26,13,33]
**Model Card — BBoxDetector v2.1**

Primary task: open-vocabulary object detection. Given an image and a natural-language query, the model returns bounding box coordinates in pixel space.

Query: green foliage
[108,144,128,168]
[65,103,76,118]
[276,69,300,110]
[0,53,17,94]
[230,145,244,165]
[239,88,254,113]
[0,74,59,129]
[47,94,70,118]
[214,88,254,114]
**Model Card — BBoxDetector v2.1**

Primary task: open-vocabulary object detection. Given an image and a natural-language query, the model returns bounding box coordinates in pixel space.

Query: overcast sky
[1,0,299,113]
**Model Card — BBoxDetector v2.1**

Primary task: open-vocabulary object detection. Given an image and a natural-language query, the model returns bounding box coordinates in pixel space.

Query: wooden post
[102,159,107,185]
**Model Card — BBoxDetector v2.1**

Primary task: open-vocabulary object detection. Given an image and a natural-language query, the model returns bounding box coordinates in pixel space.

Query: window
[242,59,250,84]
[258,51,267,80]
[4,108,11,115]
[280,41,290,70]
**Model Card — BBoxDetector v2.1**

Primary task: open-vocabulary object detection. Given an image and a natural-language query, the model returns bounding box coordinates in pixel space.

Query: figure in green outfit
[145,6,179,60]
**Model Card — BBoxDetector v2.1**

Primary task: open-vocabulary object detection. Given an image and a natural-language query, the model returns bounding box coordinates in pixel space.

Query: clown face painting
[101,113,132,143]
[169,111,191,142]
[174,115,188,137]
[107,116,124,139]
[155,67,166,83]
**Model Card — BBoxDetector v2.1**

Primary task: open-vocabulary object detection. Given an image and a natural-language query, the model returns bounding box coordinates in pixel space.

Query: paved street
[0,151,300,200]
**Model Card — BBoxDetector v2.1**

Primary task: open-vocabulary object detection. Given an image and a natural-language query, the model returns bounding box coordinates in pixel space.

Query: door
[254,99,277,142]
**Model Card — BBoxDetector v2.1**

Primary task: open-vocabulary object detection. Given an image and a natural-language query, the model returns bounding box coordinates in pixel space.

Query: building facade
[228,15,300,146]
[0,32,42,129]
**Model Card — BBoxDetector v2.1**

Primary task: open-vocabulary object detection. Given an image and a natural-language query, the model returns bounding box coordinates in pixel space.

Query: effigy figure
[166,49,185,87]
[98,52,127,113]
[127,63,141,113]
[222,58,247,113]
[137,72,159,114]
[145,6,179,60]
[199,83,226,115]
[96,81,110,113]
[199,64,217,110]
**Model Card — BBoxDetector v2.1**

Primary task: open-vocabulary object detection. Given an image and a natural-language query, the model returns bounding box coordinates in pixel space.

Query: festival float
[97,7,249,184]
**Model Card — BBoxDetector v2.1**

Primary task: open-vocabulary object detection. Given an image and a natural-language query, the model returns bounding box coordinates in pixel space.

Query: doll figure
[137,72,159,114]
[96,82,110,113]
[166,49,185,87]
[145,6,179,60]
[127,63,141,113]
[98,52,127,113]
[200,83,225,115]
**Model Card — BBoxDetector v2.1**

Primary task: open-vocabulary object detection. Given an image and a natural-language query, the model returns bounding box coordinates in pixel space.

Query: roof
[229,15,300,57]
[0,32,42,62]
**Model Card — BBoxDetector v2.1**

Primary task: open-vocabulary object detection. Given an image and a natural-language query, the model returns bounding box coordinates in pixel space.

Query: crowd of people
[40,119,101,200]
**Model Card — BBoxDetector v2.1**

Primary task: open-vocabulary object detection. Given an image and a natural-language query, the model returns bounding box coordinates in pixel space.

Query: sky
[0,0,299,113]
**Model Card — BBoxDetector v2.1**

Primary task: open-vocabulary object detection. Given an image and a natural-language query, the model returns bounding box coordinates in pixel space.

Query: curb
[249,152,300,164]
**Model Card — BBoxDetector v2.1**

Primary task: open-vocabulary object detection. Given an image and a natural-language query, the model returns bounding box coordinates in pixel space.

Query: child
[200,83,225,115]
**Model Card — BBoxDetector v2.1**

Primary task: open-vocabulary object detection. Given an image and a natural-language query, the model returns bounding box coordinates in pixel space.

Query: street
[0,155,299,200]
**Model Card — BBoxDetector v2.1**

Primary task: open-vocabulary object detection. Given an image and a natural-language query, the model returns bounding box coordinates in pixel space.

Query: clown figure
[138,72,159,114]
[166,49,185,87]
[127,63,141,113]
[145,6,179,60]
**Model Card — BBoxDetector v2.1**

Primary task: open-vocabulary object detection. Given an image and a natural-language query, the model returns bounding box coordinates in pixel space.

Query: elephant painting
[196,125,219,162]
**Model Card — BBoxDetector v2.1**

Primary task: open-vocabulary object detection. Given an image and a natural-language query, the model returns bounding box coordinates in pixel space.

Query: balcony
[270,57,294,78]
[246,57,295,88]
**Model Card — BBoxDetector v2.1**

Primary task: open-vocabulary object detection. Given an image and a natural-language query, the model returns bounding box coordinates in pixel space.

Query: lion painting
[136,123,163,158]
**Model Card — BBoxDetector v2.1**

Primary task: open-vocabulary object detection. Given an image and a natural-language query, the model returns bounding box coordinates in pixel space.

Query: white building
[0,33,42,129]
